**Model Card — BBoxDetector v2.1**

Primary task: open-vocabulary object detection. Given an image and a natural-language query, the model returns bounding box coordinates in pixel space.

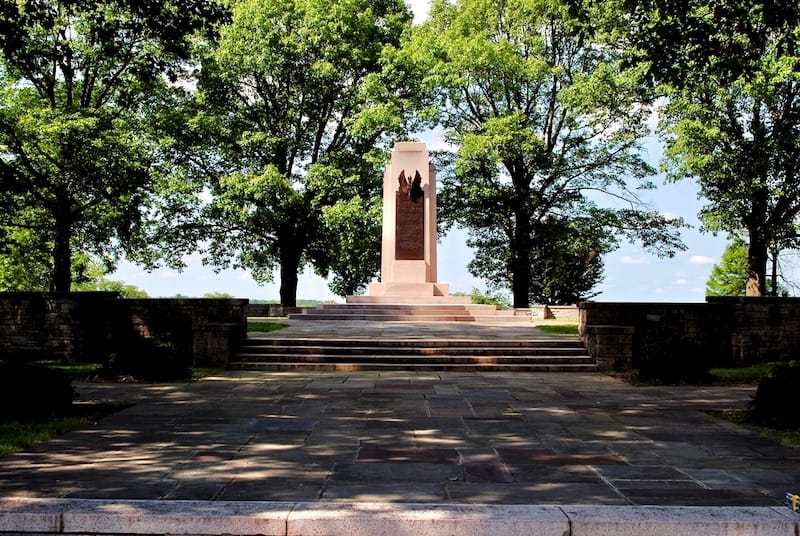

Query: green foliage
[202,292,234,299]
[159,0,421,306]
[413,0,685,307]
[0,362,73,421]
[706,238,749,297]
[749,361,800,428]
[464,288,511,308]
[71,260,149,297]
[315,196,382,297]
[626,0,800,296]
[0,226,51,290]
[706,237,790,297]
[0,0,225,292]
[527,217,612,304]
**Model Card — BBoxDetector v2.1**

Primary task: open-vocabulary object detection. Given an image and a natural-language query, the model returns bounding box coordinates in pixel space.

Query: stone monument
[360,141,468,304]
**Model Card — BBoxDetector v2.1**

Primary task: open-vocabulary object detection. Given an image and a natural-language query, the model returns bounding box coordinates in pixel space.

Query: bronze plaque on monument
[395,170,425,260]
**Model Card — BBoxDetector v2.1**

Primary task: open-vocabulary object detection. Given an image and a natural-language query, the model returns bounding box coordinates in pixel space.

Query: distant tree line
[0,0,797,306]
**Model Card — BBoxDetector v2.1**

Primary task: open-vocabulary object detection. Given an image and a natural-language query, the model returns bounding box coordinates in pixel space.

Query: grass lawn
[0,401,132,458]
[32,360,102,381]
[708,408,800,451]
[709,362,784,384]
[534,323,579,335]
[247,320,289,333]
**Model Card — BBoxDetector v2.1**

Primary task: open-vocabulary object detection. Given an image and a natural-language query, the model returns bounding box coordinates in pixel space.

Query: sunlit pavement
[0,321,795,506]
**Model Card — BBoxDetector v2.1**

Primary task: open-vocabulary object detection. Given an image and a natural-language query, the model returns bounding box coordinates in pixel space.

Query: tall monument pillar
[365,141,466,302]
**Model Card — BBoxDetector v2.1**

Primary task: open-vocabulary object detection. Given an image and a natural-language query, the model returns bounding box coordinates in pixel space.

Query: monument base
[348,282,471,305]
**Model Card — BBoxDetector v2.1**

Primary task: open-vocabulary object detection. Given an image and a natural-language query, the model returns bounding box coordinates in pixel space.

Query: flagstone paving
[0,363,796,506]
[1,320,798,506]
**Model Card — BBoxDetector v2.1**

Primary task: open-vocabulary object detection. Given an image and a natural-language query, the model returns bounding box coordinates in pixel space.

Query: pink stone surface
[371,142,448,301]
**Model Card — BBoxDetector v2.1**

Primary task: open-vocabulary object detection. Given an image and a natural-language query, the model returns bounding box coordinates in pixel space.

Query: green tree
[706,236,794,297]
[169,0,420,306]
[0,0,224,292]
[316,196,382,296]
[0,224,51,290]
[625,0,800,296]
[706,238,749,296]
[413,0,684,307]
[71,259,149,297]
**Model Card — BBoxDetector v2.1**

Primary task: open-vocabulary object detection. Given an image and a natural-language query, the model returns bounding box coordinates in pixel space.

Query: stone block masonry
[579,297,800,370]
[0,292,247,367]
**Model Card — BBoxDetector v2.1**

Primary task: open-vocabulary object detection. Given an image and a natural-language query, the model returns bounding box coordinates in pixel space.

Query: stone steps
[230,337,596,372]
[288,303,530,323]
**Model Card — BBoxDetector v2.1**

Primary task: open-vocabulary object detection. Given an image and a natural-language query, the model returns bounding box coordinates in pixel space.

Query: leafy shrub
[749,361,800,428]
[102,337,190,381]
[636,339,712,384]
[0,362,73,421]
[455,288,511,308]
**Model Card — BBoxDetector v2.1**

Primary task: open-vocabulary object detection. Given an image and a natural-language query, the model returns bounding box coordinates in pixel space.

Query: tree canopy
[160,0,420,305]
[412,0,684,307]
[0,0,225,291]
[625,0,800,296]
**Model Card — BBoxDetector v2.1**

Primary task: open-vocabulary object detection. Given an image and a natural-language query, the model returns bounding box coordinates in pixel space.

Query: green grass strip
[0,401,132,458]
[247,321,289,333]
[535,324,579,335]
[709,362,784,384]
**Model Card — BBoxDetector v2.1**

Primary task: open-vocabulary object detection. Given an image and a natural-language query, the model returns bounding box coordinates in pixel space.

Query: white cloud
[689,255,716,265]
[620,256,649,265]
[674,278,689,286]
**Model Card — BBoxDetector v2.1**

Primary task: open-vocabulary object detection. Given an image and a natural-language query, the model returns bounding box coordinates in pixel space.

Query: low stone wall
[0,293,248,367]
[579,297,800,371]
[529,305,579,321]
[246,303,304,317]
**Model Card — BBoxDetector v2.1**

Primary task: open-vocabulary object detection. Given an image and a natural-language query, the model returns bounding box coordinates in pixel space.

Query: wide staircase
[230,336,595,373]
[231,302,595,372]
[287,303,531,323]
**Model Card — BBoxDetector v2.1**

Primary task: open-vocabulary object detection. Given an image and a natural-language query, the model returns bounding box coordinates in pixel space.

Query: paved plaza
[0,320,798,507]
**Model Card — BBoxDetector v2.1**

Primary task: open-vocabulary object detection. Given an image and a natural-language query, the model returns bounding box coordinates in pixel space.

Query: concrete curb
[0,498,797,536]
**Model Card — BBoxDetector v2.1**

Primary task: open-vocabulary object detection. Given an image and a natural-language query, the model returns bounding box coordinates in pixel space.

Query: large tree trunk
[746,229,768,297]
[51,208,72,292]
[746,182,770,297]
[279,244,303,307]
[770,248,779,297]
[511,254,531,308]
[510,204,532,309]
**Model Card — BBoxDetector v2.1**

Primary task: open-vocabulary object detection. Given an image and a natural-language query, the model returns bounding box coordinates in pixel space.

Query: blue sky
[114,0,729,302]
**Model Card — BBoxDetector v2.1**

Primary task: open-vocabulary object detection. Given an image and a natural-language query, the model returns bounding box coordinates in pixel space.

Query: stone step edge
[236,345,587,353]
[233,353,592,362]
[288,315,531,322]
[229,363,598,372]
[243,338,581,346]
[1,498,794,536]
